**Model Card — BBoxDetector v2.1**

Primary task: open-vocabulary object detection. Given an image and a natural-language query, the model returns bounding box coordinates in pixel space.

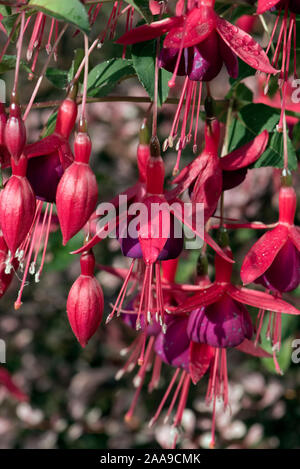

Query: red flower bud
[55,85,78,139]
[0,155,36,255]
[4,100,26,163]
[56,132,98,244]
[67,250,104,347]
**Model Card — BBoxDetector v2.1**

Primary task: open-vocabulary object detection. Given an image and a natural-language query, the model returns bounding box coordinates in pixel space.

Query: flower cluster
[0,0,299,449]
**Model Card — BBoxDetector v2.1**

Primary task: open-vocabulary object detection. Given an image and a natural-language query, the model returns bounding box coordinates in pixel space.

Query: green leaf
[68,48,85,82]
[228,103,297,170]
[124,0,152,23]
[46,68,69,89]
[0,5,11,17]
[229,59,257,86]
[28,0,90,34]
[42,110,58,137]
[254,130,298,170]
[132,39,171,106]
[87,58,135,97]
[46,49,85,89]
[0,54,31,74]
[228,103,280,150]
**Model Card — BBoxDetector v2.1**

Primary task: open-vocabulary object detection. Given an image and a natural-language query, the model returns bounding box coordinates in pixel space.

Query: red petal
[166,154,206,200]
[228,285,300,315]
[220,130,269,171]
[170,199,234,264]
[24,134,65,158]
[171,283,226,314]
[256,0,279,14]
[138,195,170,264]
[289,226,300,251]
[71,209,128,254]
[216,16,279,74]
[191,153,222,222]
[164,6,216,48]
[189,342,215,384]
[116,16,183,45]
[240,225,288,285]
[235,339,272,358]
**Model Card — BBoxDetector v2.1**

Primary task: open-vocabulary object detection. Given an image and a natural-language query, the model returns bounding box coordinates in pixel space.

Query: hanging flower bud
[0,155,36,256]
[137,121,150,183]
[0,103,10,169]
[56,127,98,245]
[4,92,26,163]
[66,250,104,347]
[55,84,78,139]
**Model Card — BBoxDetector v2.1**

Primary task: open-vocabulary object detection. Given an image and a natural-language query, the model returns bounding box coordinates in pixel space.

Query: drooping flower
[24,86,78,203]
[0,154,36,257]
[167,116,269,222]
[241,177,300,293]
[56,127,98,245]
[117,1,278,79]
[67,249,104,347]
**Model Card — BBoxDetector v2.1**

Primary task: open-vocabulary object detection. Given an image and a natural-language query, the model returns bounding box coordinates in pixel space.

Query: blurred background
[0,3,300,449]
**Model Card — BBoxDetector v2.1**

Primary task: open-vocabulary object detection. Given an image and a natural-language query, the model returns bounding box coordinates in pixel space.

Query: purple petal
[154,316,190,372]
[222,168,247,191]
[188,32,223,82]
[158,47,188,76]
[219,37,239,79]
[255,239,300,292]
[187,295,253,348]
[27,151,64,203]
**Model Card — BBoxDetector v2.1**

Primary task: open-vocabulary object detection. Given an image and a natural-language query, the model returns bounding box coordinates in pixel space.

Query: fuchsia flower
[241,182,300,293]
[0,155,36,256]
[24,87,78,203]
[56,128,98,245]
[173,236,299,333]
[167,118,269,222]
[118,0,278,82]
[67,249,104,347]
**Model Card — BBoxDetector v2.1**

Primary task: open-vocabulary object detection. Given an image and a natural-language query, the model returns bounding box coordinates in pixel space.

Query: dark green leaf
[124,0,152,23]
[0,5,11,16]
[132,39,171,106]
[0,54,31,74]
[254,130,298,170]
[46,68,69,89]
[28,0,90,34]
[87,58,135,97]
[229,59,257,86]
[68,48,85,82]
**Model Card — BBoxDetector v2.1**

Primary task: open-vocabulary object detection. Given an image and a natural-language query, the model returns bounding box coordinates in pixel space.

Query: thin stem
[152,36,160,137]
[23,24,68,121]
[13,11,25,95]
[282,113,288,170]
[80,34,89,123]
[17,97,229,111]
[259,13,276,56]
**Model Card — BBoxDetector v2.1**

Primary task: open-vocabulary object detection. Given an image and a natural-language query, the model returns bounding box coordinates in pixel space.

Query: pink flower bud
[4,101,26,163]
[56,132,98,244]
[67,250,104,347]
[0,156,36,255]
